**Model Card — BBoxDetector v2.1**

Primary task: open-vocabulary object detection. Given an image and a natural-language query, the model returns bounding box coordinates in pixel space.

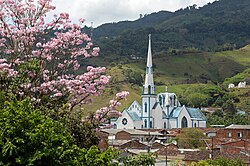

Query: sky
[50,0,216,27]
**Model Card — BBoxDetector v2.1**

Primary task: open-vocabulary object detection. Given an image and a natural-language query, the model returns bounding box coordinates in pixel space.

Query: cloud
[51,0,215,27]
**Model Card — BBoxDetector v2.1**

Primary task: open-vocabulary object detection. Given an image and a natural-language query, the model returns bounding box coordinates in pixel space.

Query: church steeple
[144,34,155,95]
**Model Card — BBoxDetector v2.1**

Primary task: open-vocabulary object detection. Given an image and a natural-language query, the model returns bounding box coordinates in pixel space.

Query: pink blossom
[0,59,7,63]
[53,92,62,97]
[0,0,130,112]
[116,91,129,99]
[92,47,100,56]
[58,63,64,68]
[79,18,85,23]
[32,50,41,57]
[36,42,42,47]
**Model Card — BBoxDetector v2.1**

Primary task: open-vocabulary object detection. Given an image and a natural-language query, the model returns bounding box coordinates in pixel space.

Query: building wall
[220,140,250,153]
[169,119,178,128]
[134,120,142,129]
[152,105,163,129]
[178,107,192,128]
[216,129,250,140]
[116,131,131,140]
[141,95,157,118]
[116,111,134,129]
[197,121,206,128]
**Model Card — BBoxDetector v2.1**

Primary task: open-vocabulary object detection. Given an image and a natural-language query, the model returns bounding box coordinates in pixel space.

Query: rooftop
[225,124,250,129]
[101,129,163,136]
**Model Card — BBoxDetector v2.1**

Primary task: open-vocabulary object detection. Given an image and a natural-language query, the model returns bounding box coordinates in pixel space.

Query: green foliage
[191,157,245,166]
[124,68,143,85]
[121,153,156,166]
[176,128,207,149]
[61,110,100,149]
[224,67,250,85]
[186,93,209,108]
[207,112,250,126]
[170,84,225,108]
[0,98,118,165]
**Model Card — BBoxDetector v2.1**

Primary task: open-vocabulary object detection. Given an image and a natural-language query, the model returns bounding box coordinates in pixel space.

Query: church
[111,35,206,129]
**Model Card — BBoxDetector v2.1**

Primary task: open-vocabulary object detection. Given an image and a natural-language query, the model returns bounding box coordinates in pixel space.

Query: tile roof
[187,108,207,121]
[225,124,250,129]
[102,129,163,136]
[127,111,141,121]
[183,150,250,163]
[169,107,182,118]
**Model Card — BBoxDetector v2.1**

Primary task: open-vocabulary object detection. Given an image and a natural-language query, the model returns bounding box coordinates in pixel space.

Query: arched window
[194,123,197,128]
[159,95,162,106]
[181,116,188,128]
[113,124,117,129]
[173,95,176,107]
[170,96,172,106]
[144,102,147,113]
[148,85,151,94]
[164,122,166,129]
[144,120,147,128]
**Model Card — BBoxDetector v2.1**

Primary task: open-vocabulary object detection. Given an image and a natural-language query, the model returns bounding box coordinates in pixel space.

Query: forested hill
[91,0,250,57]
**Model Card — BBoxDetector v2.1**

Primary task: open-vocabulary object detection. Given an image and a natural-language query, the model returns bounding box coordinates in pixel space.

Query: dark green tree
[0,98,118,166]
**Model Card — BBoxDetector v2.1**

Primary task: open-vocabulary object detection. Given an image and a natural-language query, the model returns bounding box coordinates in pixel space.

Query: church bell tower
[141,34,157,129]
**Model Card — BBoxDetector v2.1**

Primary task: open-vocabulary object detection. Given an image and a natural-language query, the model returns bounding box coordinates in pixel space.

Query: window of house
[144,120,147,128]
[164,122,166,129]
[144,103,147,113]
[228,132,232,138]
[238,132,243,138]
[150,121,152,128]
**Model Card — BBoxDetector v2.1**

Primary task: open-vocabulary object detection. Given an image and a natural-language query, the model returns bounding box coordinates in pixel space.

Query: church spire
[144,34,155,95]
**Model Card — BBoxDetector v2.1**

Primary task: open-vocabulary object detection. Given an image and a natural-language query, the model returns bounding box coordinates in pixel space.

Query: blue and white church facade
[111,35,206,129]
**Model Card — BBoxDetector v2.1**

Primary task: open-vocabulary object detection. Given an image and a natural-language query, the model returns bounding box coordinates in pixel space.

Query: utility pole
[207,132,216,159]
[147,130,150,153]
[165,145,168,166]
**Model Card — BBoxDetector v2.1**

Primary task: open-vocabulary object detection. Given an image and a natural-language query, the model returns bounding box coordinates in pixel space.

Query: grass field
[80,45,250,113]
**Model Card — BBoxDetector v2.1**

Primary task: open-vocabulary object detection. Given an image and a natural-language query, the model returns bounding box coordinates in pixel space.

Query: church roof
[162,111,167,119]
[169,107,183,118]
[186,108,206,121]
[127,110,141,121]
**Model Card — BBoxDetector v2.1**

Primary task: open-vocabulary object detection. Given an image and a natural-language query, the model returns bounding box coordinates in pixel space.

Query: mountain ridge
[91,0,250,57]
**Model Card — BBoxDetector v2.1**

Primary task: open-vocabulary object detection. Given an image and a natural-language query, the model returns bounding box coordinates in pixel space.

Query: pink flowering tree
[0,0,122,112]
[67,91,129,148]
[95,91,129,124]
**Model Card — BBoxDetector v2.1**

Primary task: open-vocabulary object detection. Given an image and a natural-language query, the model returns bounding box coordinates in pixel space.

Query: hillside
[92,0,250,57]
[82,46,250,113]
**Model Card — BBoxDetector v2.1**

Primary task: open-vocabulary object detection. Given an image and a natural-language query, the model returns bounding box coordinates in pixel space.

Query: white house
[111,35,206,129]
[228,83,235,89]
